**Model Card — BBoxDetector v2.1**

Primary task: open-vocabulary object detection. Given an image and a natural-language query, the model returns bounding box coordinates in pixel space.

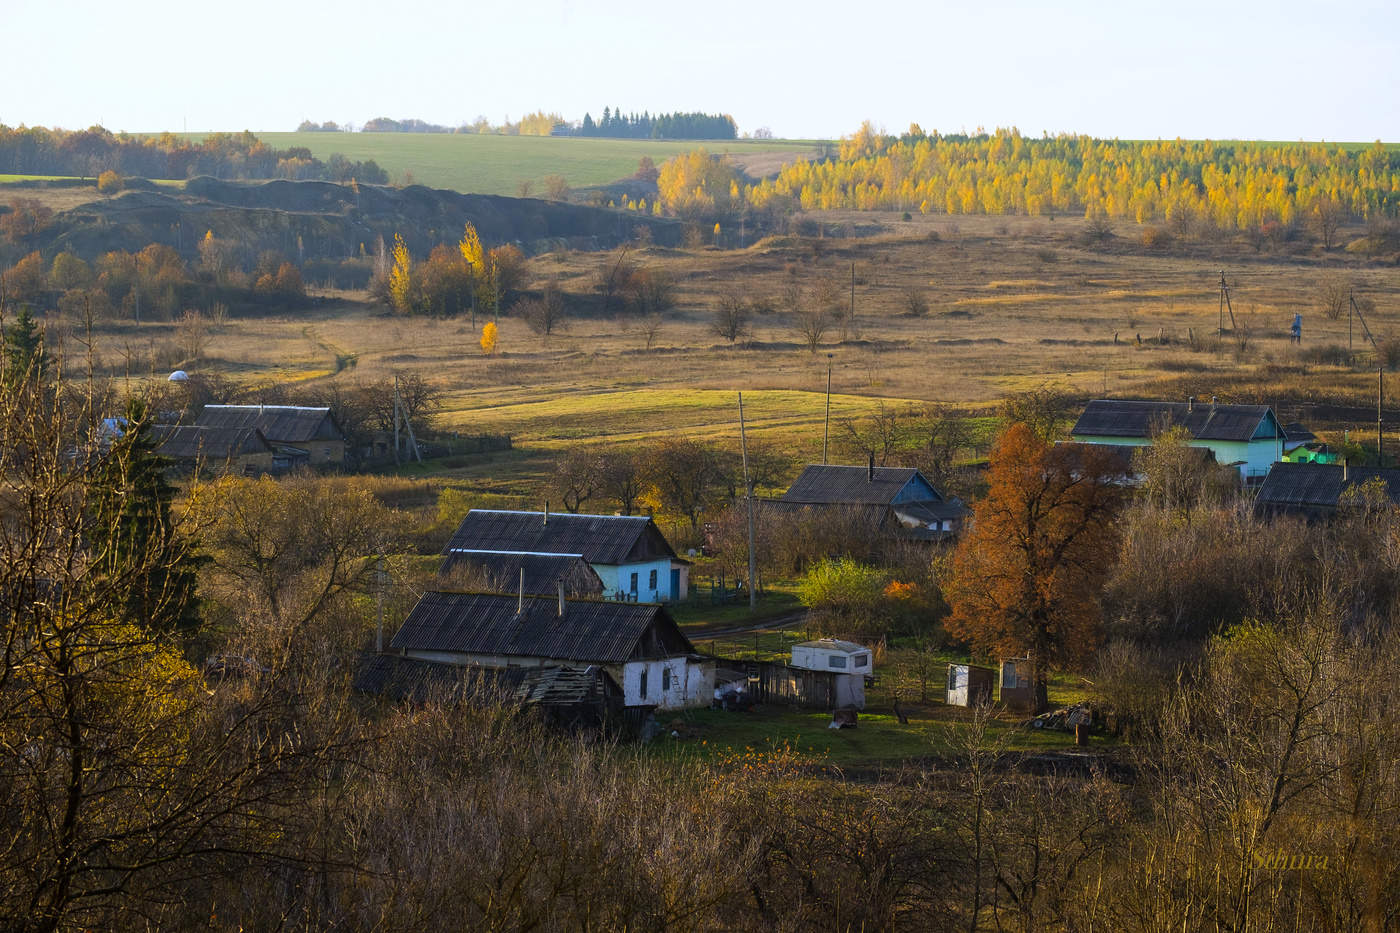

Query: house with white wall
[388,590,713,710]
[1069,398,1285,483]
[444,510,688,602]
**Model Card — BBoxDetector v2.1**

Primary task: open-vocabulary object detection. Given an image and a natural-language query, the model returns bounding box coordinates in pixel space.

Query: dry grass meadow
[74,211,1400,494]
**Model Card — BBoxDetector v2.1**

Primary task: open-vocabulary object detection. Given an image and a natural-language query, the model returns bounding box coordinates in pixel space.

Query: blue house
[1070,398,1285,484]
[778,463,967,538]
[443,509,688,603]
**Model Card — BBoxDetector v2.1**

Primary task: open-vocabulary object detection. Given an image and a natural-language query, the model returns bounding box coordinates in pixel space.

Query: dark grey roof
[1071,400,1280,442]
[389,591,693,664]
[440,550,603,596]
[780,464,943,506]
[1254,462,1400,516]
[194,405,344,444]
[444,510,676,564]
[1282,422,1318,444]
[153,424,272,460]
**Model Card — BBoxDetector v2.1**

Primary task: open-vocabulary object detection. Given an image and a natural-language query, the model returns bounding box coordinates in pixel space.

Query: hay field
[87,212,1400,475]
[180,133,821,194]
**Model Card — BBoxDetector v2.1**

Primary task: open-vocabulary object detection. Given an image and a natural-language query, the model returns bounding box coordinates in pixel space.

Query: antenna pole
[738,392,757,611]
[1380,367,1385,468]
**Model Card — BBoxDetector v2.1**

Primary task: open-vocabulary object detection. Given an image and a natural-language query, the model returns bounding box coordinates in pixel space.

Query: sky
[3,0,1396,141]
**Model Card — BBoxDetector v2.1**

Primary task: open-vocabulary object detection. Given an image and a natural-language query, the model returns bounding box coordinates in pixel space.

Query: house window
[662,667,671,691]
[829,655,847,669]
[639,668,648,698]
[854,654,869,668]
[649,568,658,590]
[629,572,638,593]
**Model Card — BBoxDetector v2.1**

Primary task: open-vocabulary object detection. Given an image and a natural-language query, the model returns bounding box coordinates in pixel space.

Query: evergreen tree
[3,305,46,379]
[91,397,203,635]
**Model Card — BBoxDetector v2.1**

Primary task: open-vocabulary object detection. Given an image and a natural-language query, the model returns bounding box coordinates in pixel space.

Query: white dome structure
[168,370,190,382]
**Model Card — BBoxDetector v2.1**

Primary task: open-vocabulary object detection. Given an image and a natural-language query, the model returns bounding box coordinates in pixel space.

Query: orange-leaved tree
[946,423,1122,697]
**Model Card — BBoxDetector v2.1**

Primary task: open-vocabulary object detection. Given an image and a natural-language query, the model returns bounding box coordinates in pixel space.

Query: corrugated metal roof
[154,424,271,460]
[444,510,675,564]
[781,464,941,505]
[195,405,343,444]
[389,591,693,664]
[1071,399,1279,442]
[795,639,867,654]
[440,550,603,596]
[1254,462,1400,515]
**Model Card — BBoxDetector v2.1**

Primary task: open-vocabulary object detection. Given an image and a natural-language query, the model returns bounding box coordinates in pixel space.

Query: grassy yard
[652,704,1089,769]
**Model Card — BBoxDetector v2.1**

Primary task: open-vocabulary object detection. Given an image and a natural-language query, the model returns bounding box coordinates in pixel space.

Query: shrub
[96,170,123,194]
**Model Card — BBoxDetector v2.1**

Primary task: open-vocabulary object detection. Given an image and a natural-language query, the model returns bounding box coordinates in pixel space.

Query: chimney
[1210,396,1218,411]
[1343,459,1349,482]
[543,501,549,525]
[517,567,524,614]
[868,451,875,482]
[1187,395,1194,412]
[557,581,566,618]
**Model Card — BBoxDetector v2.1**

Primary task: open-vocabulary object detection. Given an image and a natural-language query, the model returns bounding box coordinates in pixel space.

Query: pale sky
[3,0,1396,141]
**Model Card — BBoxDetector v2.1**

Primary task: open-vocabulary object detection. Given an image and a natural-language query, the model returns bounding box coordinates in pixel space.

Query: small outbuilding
[999,657,1046,713]
[946,663,996,707]
[790,639,870,709]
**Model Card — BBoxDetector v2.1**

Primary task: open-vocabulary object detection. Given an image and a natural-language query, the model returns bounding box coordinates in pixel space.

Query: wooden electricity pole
[738,392,757,611]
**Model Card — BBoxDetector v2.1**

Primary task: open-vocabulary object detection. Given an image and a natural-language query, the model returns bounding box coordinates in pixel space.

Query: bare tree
[1309,195,1346,250]
[516,284,567,338]
[793,307,829,353]
[1319,273,1350,320]
[712,292,751,343]
[550,447,602,513]
[597,449,646,515]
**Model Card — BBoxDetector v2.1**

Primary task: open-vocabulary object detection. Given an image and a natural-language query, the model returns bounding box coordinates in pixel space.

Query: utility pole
[392,374,401,464]
[374,555,386,653]
[738,392,757,611]
[1379,367,1385,468]
[823,353,833,464]
[1217,270,1236,335]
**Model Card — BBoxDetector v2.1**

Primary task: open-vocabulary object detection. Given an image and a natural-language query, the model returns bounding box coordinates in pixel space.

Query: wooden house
[439,549,604,598]
[444,509,688,602]
[353,655,625,733]
[193,405,346,466]
[387,590,713,709]
[777,462,967,539]
[1254,461,1400,520]
[1070,398,1285,484]
[153,424,279,475]
[946,663,995,707]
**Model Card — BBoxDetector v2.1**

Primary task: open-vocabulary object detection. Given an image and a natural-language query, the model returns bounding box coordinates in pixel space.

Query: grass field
[80,212,1400,503]
[177,132,823,195]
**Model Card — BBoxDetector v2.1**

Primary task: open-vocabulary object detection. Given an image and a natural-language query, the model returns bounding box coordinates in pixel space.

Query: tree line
[741,124,1400,233]
[0,125,388,183]
[568,108,738,140]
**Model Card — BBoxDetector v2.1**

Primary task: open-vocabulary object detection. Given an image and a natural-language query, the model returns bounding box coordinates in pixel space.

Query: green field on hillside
[181,132,822,196]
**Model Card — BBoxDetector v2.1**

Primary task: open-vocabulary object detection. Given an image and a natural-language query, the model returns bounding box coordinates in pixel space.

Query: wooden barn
[387,590,714,709]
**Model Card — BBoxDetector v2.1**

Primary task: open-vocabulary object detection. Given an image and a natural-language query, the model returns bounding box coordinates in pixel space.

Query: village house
[387,590,714,709]
[353,655,626,733]
[444,509,689,602]
[153,424,280,474]
[193,405,347,467]
[1254,461,1400,520]
[776,462,967,539]
[1070,397,1286,483]
[439,549,604,597]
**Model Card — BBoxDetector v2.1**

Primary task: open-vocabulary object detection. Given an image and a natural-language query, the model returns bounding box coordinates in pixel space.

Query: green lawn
[653,705,1088,769]
[177,133,822,196]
